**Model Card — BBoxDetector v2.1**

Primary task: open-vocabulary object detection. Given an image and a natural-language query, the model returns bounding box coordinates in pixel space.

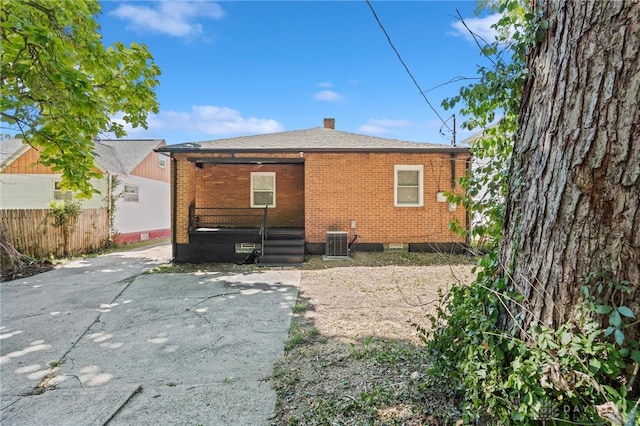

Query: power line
[365,0,452,133]
[454,9,496,67]
[422,76,479,93]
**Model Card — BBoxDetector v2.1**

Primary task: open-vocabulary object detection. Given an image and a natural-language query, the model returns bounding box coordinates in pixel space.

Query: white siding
[0,174,107,209]
[113,175,170,234]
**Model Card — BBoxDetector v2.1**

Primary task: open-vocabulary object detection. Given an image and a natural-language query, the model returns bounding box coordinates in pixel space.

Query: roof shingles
[95,139,165,174]
[159,128,467,153]
[0,138,165,175]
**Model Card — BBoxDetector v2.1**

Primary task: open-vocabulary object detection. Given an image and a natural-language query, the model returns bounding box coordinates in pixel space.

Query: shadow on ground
[269,292,462,425]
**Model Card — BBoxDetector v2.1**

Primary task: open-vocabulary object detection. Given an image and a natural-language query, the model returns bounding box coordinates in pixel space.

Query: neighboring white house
[0,138,171,244]
[459,126,506,248]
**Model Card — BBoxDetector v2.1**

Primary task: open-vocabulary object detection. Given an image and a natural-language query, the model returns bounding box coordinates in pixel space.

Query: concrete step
[261,239,304,260]
[258,254,305,266]
[263,238,304,247]
[260,228,305,265]
[263,244,305,255]
[266,228,305,240]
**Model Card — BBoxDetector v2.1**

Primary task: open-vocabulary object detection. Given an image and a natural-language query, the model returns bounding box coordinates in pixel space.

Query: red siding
[130,151,170,182]
[113,228,170,244]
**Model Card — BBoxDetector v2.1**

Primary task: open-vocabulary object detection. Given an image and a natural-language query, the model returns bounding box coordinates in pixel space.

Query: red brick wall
[195,163,304,227]
[172,151,469,246]
[304,152,469,244]
[174,154,195,244]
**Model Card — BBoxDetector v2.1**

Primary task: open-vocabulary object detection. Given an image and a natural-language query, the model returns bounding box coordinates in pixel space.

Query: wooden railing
[189,207,267,230]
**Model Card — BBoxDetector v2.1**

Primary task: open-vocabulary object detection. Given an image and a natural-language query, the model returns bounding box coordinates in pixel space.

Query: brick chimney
[323,118,335,129]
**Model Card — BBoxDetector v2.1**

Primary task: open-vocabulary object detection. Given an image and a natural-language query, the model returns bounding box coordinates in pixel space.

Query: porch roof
[156,127,469,154]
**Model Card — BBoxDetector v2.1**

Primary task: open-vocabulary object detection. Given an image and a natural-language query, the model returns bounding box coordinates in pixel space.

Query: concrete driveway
[0,243,300,425]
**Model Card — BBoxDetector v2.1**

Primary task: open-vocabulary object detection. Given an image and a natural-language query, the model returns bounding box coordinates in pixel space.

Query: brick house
[157,119,470,264]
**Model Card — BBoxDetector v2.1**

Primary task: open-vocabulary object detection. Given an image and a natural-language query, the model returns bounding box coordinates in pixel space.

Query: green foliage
[428,0,536,414]
[444,0,545,252]
[103,174,123,240]
[48,199,82,257]
[292,299,310,314]
[285,321,320,351]
[273,337,452,425]
[422,264,639,424]
[584,272,638,349]
[1,0,160,198]
[47,200,81,229]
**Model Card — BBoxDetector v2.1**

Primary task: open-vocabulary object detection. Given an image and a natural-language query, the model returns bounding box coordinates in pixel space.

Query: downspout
[106,172,112,243]
[465,155,472,247]
[450,153,456,190]
[171,153,177,261]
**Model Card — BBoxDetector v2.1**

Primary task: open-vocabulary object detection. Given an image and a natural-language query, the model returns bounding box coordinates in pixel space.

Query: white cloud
[166,105,284,135]
[358,118,413,135]
[359,124,388,134]
[111,105,284,137]
[368,119,413,128]
[313,90,344,102]
[316,82,333,88]
[450,13,501,43]
[111,1,225,38]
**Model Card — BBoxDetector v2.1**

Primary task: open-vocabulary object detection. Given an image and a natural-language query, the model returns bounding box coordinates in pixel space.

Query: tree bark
[0,228,24,281]
[500,0,640,335]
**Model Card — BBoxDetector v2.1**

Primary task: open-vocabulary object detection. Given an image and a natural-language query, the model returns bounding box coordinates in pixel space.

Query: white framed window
[158,156,166,168]
[394,165,423,207]
[123,184,139,202]
[251,172,275,208]
[53,182,73,201]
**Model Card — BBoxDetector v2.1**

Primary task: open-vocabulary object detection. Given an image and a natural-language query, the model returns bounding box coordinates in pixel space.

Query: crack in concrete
[188,290,241,310]
[102,384,143,426]
[57,278,136,363]
[185,289,242,330]
[194,311,213,326]
[18,277,139,400]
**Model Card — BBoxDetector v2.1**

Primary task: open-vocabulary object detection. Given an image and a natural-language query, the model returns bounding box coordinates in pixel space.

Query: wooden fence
[0,209,110,258]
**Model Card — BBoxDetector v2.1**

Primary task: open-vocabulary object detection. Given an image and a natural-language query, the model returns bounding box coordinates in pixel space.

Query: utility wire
[422,76,479,93]
[454,9,497,66]
[365,0,452,133]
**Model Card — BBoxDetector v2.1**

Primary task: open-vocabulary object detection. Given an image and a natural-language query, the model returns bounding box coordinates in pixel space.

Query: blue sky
[98,1,500,146]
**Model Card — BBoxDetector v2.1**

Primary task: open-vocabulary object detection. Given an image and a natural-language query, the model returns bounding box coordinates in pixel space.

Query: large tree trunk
[500,0,640,335]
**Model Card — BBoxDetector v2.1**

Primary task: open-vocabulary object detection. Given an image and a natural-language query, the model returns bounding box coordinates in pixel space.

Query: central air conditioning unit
[325,231,349,259]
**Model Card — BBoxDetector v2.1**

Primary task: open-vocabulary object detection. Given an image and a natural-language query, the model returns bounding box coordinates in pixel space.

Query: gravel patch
[300,264,475,344]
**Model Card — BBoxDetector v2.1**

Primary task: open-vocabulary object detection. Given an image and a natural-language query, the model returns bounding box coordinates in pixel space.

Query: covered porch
[173,156,305,264]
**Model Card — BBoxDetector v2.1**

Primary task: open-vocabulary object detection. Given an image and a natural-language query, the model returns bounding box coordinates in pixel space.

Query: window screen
[251,172,275,208]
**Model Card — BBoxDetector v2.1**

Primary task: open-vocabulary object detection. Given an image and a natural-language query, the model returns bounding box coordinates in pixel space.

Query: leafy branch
[1,0,161,198]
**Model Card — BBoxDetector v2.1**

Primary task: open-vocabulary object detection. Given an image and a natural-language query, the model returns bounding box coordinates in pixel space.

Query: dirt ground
[300,264,476,344]
[271,257,477,425]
